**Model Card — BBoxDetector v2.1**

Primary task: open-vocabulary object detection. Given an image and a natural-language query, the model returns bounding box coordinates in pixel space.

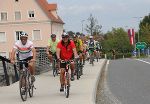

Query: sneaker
[60,85,64,92]
[71,74,75,81]
[31,75,35,83]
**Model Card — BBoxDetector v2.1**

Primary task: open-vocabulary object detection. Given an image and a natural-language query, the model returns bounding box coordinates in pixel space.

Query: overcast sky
[48,0,150,34]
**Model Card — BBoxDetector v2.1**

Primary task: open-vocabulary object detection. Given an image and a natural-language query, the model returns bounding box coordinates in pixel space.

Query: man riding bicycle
[87,36,96,64]
[56,32,78,92]
[73,34,83,65]
[10,32,36,82]
[46,34,59,62]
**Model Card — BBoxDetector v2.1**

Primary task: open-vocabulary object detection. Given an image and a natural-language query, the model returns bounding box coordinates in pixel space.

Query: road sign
[136,42,147,49]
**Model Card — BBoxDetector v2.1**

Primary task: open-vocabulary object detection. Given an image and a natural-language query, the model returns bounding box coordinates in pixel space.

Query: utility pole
[133,17,143,58]
[81,20,85,34]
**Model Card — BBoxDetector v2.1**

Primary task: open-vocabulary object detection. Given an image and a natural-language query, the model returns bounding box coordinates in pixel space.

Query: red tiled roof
[37,0,64,24]
[48,4,57,10]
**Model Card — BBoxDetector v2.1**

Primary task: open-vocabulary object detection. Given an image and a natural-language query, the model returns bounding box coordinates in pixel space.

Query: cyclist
[46,34,59,62]
[87,36,96,64]
[10,32,36,82]
[95,41,101,60]
[73,34,83,65]
[46,34,60,74]
[56,32,78,92]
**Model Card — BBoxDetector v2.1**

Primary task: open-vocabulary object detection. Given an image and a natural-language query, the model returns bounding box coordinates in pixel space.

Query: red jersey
[57,40,75,60]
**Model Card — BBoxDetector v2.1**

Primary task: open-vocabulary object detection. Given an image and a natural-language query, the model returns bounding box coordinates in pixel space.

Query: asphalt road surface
[107,58,150,104]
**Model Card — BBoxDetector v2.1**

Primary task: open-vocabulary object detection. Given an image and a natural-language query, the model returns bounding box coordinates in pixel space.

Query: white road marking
[136,59,150,64]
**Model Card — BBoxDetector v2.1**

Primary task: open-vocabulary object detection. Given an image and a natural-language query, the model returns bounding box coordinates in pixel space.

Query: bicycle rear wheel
[19,75,27,101]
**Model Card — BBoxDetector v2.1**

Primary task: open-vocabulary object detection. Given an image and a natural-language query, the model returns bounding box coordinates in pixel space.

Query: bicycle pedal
[34,86,36,89]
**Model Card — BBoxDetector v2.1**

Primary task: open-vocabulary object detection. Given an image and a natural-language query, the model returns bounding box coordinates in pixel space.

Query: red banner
[128,29,135,45]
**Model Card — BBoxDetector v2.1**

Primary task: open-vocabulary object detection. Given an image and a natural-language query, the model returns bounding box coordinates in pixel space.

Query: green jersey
[48,38,59,53]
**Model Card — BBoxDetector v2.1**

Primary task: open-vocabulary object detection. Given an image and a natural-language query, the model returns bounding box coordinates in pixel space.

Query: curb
[92,59,107,104]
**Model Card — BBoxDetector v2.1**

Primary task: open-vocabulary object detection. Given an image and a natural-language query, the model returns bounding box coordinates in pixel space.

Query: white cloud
[58,5,104,16]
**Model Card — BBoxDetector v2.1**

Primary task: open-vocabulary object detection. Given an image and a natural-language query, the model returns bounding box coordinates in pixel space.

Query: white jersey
[13,40,34,60]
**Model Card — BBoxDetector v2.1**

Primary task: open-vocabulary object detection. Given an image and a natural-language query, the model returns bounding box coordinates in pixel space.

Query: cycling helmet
[73,34,77,38]
[51,34,56,38]
[20,32,28,37]
[62,32,69,38]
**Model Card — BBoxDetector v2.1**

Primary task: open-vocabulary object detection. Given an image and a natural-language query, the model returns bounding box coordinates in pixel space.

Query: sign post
[136,42,147,57]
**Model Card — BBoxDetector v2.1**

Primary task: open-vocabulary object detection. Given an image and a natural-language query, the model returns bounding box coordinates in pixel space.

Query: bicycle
[75,58,84,80]
[95,49,100,62]
[75,58,81,80]
[52,53,59,77]
[15,60,36,101]
[89,49,95,66]
[60,60,73,98]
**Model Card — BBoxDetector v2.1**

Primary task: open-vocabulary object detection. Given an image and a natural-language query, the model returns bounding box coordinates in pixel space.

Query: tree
[139,14,150,47]
[102,28,133,53]
[67,31,74,38]
[85,14,102,36]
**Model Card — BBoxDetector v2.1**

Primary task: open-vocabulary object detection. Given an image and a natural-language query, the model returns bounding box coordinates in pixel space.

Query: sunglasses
[62,36,69,38]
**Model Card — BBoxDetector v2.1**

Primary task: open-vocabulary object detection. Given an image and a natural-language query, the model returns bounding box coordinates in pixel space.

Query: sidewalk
[0,59,106,104]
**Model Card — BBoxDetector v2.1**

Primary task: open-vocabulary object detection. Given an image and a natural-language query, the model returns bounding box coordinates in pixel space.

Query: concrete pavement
[0,59,106,104]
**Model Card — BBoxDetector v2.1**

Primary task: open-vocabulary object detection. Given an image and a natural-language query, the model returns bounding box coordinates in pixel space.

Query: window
[15,11,21,20]
[28,11,35,18]
[1,12,7,21]
[0,32,6,42]
[33,30,41,40]
[15,31,22,40]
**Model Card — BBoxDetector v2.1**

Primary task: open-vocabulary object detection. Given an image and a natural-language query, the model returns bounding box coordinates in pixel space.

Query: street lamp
[133,17,142,42]
[81,20,85,33]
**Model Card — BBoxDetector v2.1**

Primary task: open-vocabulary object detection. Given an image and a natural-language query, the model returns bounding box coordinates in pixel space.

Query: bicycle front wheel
[65,85,69,98]
[19,75,27,101]
[65,73,70,98]
[28,75,34,97]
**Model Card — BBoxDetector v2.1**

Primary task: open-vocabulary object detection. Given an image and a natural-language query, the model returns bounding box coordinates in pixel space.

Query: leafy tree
[139,14,150,46]
[67,31,74,38]
[102,28,133,53]
[85,14,102,36]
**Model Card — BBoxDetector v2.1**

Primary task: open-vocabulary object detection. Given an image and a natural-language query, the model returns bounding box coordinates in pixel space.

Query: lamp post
[81,20,85,33]
[133,17,143,57]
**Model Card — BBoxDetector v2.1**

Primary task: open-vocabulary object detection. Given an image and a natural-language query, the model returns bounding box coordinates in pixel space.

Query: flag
[128,28,135,45]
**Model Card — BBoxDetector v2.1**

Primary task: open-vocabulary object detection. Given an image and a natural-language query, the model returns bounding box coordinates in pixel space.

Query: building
[0,0,64,58]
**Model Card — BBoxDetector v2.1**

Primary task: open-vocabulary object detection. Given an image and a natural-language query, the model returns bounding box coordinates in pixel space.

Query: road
[107,58,150,104]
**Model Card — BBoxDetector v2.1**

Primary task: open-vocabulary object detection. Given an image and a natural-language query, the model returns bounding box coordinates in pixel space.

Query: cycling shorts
[19,56,33,69]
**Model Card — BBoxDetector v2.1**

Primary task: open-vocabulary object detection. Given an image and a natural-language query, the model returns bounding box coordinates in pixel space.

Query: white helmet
[62,32,69,38]
[20,32,28,37]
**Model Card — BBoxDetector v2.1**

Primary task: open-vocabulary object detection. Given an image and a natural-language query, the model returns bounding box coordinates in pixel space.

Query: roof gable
[37,0,64,24]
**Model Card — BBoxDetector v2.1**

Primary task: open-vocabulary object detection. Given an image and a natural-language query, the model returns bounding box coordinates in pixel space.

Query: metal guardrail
[0,56,18,86]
